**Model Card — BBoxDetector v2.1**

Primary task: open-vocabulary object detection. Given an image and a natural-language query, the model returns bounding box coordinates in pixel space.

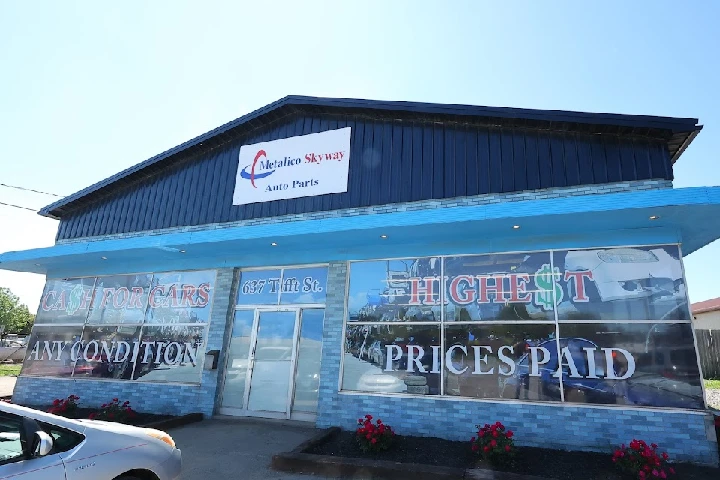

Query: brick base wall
[13,268,237,419]
[316,263,719,466]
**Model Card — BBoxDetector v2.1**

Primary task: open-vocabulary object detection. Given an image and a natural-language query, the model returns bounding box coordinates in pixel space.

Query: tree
[0,288,35,339]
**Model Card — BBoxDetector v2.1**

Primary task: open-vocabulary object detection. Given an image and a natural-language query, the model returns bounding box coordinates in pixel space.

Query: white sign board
[233,127,351,205]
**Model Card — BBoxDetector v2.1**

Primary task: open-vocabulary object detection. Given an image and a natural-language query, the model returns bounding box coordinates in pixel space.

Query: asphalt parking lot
[171,417,332,480]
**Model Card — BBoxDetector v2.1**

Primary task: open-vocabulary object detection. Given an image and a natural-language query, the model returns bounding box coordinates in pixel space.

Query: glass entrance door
[246,310,297,414]
[220,308,325,420]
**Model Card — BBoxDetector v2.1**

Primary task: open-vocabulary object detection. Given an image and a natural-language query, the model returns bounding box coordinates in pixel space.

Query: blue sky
[1,1,719,308]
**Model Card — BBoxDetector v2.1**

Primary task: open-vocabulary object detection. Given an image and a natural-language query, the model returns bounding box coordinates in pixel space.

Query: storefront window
[34,278,96,325]
[443,324,559,401]
[553,245,690,321]
[21,269,216,385]
[342,325,441,395]
[87,274,152,324]
[556,322,703,408]
[443,252,555,322]
[347,258,441,322]
[342,244,703,410]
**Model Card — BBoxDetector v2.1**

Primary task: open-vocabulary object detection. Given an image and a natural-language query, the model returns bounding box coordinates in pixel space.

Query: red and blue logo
[239,150,275,188]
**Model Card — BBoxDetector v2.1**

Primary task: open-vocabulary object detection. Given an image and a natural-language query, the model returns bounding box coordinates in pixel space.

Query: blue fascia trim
[6,186,720,278]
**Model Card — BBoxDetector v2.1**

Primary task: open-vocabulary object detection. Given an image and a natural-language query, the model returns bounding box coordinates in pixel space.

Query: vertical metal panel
[488,128,502,192]
[618,141,637,180]
[454,128,467,197]
[525,131,541,190]
[649,141,672,180]
[511,130,527,192]
[633,139,651,179]
[421,125,433,199]
[604,137,623,183]
[563,134,581,186]
[410,124,423,202]
[444,127,455,197]
[500,130,515,192]
[432,126,444,198]
[550,135,567,187]
[366,122,388,205]
[476,127,490,193]
[157,167,179,229]
[590,137,608,184]
[377,121,393,206]
[465,127,478,196]
[576,140,594,185]
[214,148,234,225]
[537,134,553,189]
[56,113,678,240]
[348,119,363,208]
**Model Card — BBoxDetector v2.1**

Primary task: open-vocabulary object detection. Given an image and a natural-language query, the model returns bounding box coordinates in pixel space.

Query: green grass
[0,364,21,377]
[705,379,720,389]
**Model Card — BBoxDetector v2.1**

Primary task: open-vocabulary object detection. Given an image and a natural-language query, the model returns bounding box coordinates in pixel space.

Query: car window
[39,422,84,454]
[0,413,24,465]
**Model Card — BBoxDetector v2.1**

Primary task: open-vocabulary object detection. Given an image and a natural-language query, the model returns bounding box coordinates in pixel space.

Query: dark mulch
[307,430,475,469]
[307,430,720,480]
[40,406,173,427]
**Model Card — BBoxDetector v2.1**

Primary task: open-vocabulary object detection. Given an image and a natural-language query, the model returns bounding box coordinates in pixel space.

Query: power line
[0,183,64,198]
[0,201,38,212]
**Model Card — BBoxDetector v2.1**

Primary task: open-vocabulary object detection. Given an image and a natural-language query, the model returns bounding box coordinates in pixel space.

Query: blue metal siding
[56,114,675,240]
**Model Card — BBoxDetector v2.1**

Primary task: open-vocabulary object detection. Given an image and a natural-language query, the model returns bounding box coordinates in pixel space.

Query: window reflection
[343,325,440,395]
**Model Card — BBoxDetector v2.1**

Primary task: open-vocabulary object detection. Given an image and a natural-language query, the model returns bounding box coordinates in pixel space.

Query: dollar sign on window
[66,284,84,316]
[534,264,563,310]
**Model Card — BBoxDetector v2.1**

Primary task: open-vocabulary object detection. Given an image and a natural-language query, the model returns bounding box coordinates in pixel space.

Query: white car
[0,401,181,479]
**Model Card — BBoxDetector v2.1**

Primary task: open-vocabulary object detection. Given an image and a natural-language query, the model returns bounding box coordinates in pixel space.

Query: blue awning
[2,186,720,278]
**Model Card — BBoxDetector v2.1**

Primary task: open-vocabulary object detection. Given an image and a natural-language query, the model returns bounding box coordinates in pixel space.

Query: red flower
[89,413,96,420]
[365,414,372,420]
[490,440,497,448]
[483,446,490,452]
[505,445,511,452]
[506,430,514,438]
[639,472,645,478]
[377,419,382,424]
[661,452,668,460]
[371,438,377,444]
[492,430,498,438]
[366,434,371,440]
[668,468,675,475]
[471,444,479,452]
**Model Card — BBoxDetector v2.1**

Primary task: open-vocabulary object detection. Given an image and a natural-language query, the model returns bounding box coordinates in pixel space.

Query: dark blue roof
[39,95,701,219]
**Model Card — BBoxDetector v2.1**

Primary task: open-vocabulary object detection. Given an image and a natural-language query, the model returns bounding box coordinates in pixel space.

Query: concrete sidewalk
[171,417,334,480]
[0,376,16,397]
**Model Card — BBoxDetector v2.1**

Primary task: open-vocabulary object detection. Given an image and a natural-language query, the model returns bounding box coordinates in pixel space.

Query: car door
[0,411,66,479]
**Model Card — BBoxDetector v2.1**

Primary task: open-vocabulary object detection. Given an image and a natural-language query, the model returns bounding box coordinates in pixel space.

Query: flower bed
[278,429,720,480]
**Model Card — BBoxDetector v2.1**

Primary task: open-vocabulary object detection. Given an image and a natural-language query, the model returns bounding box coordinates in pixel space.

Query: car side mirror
[21,417,54,459]
[33,431,54,457]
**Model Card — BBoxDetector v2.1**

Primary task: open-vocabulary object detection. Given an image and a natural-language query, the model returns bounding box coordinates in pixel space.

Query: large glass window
[342,245,704,410]
[21,270,216,385]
